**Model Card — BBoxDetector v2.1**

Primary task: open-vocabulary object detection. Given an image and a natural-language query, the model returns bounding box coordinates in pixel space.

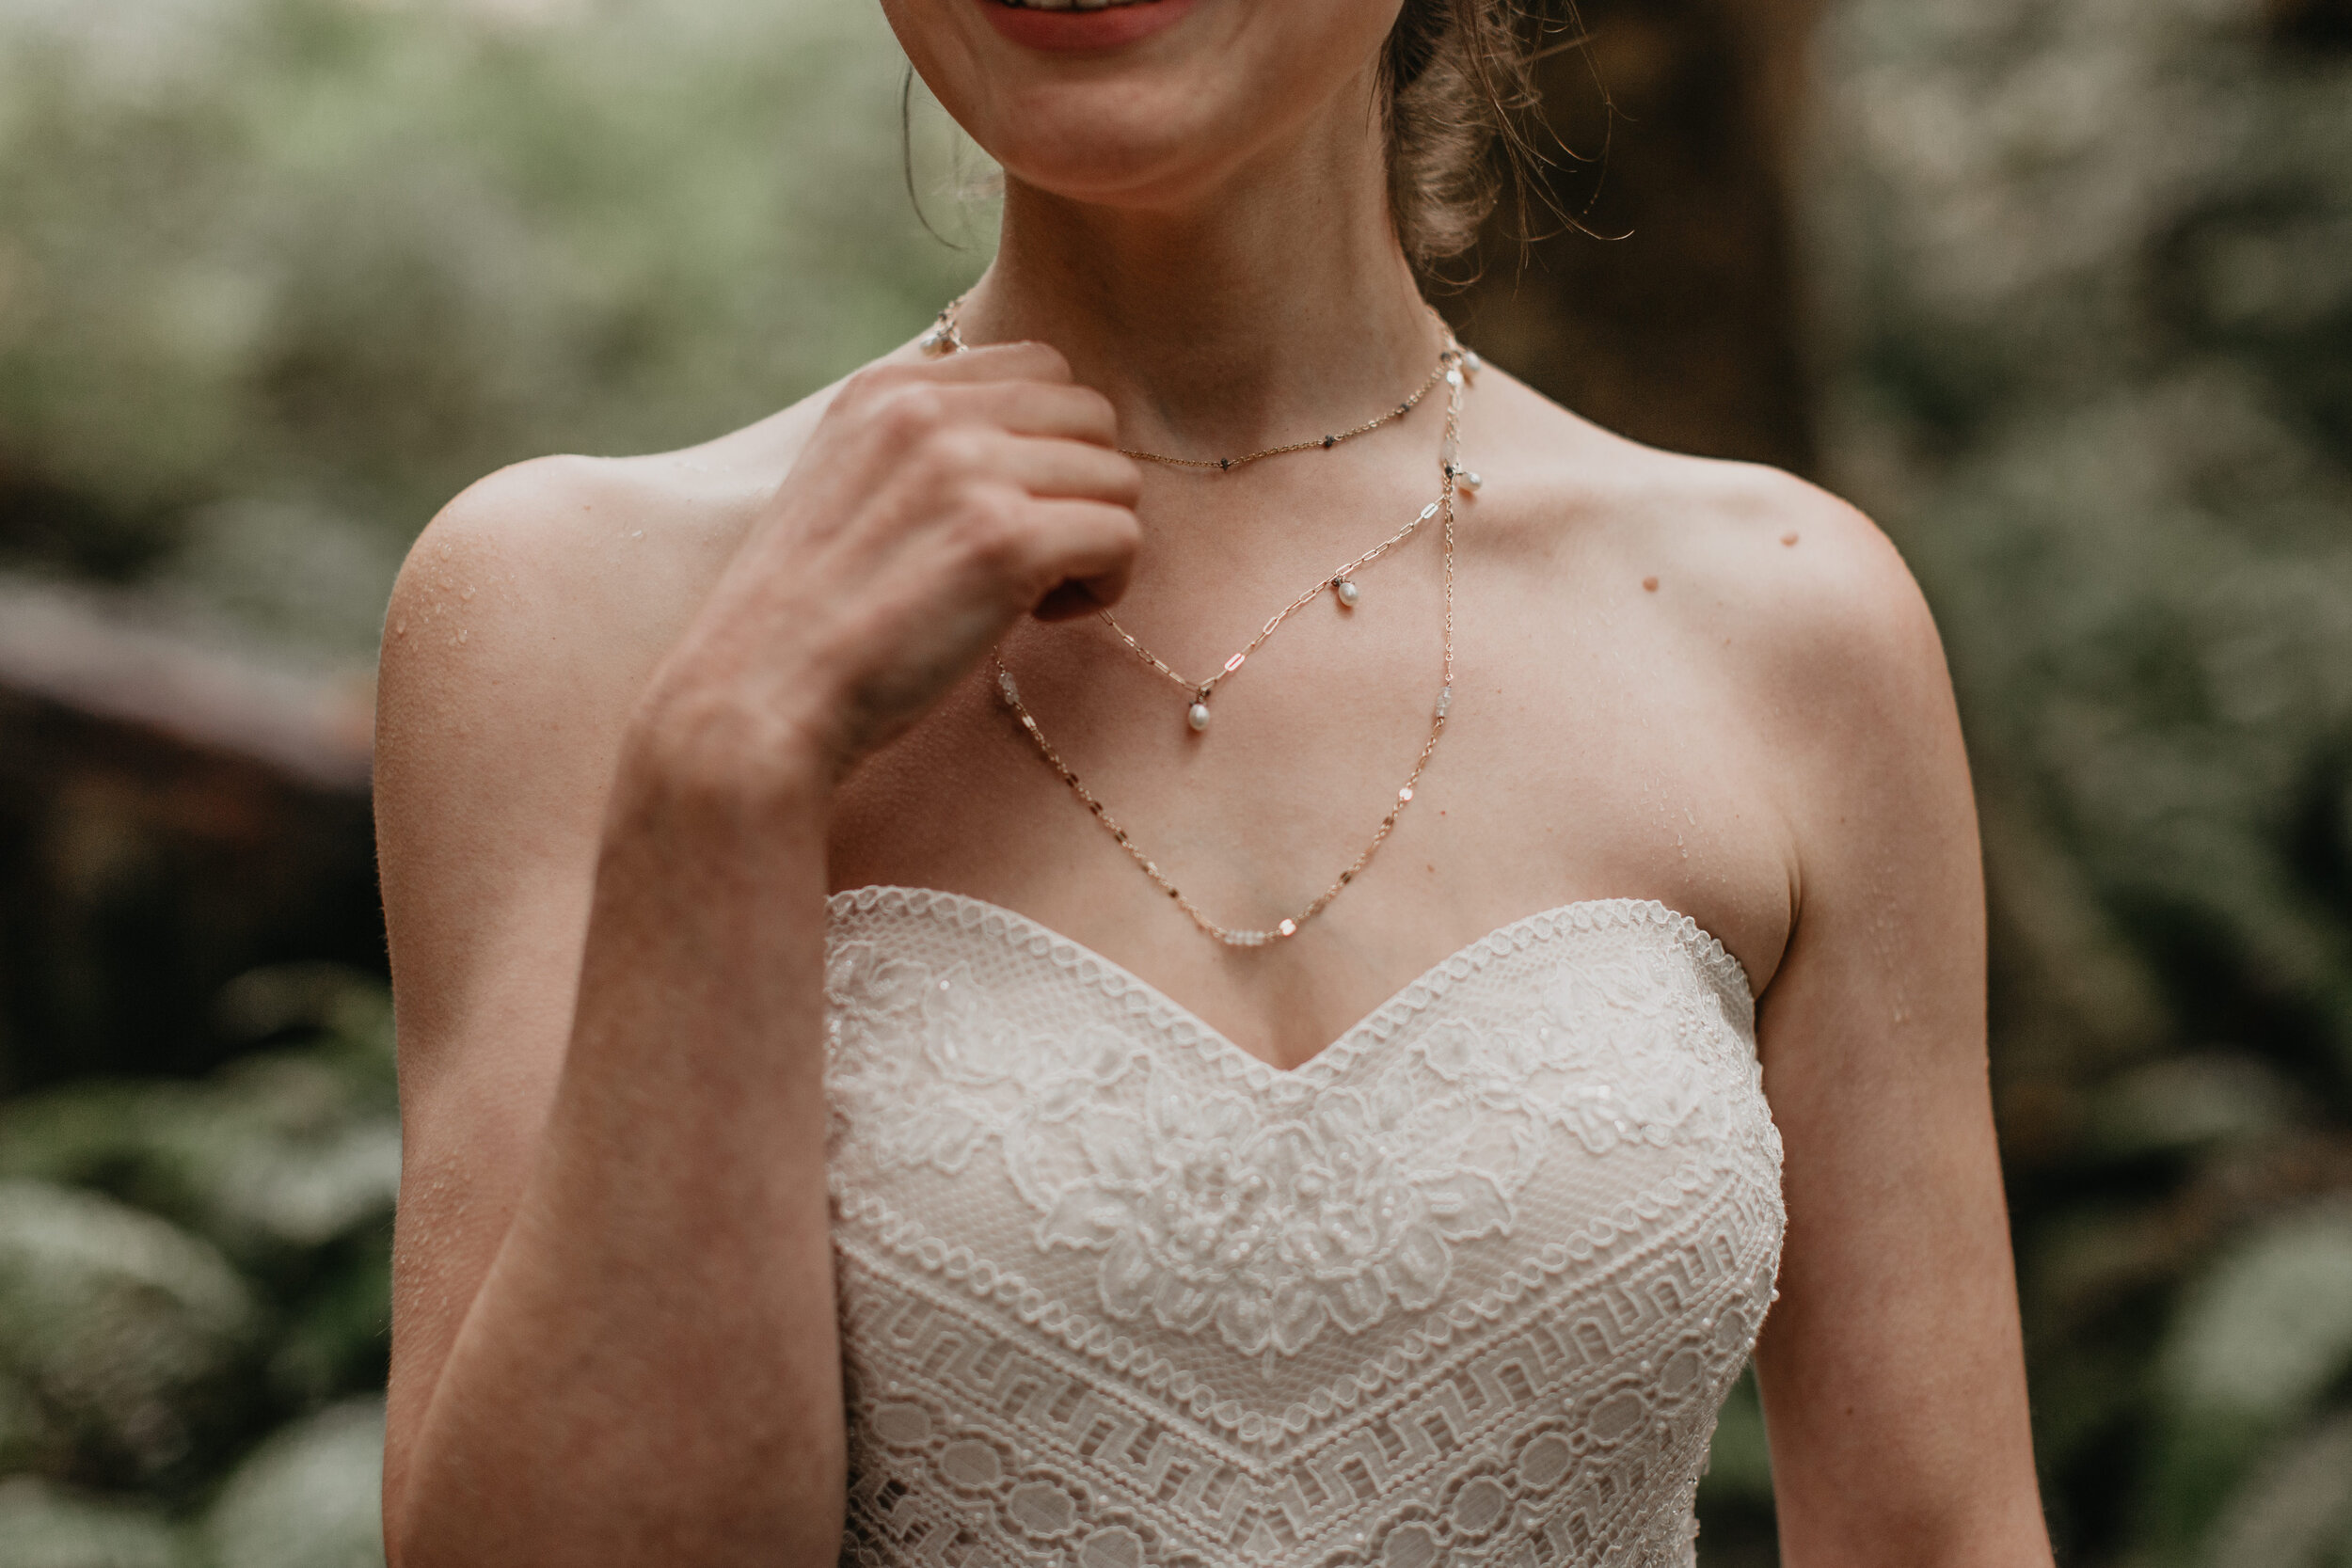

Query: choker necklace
[921,293,1480,474]
[937,302,1476,948]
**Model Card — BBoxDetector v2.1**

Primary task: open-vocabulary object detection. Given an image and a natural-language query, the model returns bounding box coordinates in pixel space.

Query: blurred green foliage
[1799,0,2352,1560]
[0,0,991,651]
[0,964,396,1566]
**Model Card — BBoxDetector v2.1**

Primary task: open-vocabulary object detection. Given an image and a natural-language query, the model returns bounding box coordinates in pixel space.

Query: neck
[956,87,1441,457]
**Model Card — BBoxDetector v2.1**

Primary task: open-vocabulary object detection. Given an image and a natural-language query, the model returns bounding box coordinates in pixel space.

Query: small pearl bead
[1187,702,1212,732]
[1334,578,1360,609]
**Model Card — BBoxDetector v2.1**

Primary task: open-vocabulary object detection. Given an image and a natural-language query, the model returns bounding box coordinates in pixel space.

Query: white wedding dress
[824,886,1786,1568]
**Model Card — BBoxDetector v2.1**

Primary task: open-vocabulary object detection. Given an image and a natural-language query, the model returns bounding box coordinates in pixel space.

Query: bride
[371,0,2054,1561]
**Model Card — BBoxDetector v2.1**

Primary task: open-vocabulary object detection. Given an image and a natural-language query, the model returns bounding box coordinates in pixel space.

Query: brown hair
[1382,0,1568,268]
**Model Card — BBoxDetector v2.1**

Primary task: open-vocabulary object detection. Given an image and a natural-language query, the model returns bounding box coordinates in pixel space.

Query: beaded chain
[933,301,1476,948]
[921,293,1466,473]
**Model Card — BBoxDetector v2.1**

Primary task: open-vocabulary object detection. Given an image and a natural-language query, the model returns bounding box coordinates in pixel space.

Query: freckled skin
[370,0,2050,1563]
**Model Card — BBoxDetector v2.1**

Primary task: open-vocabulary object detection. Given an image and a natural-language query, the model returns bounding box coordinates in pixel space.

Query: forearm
[391,761,846,1568]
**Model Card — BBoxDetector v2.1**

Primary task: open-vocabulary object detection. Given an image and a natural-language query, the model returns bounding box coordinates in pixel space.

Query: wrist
[608,677,843,850]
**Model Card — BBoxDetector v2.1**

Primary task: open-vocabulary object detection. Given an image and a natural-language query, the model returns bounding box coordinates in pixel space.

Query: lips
[977,0,1198,53]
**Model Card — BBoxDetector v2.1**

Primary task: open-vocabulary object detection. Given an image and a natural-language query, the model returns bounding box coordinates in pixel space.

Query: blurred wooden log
[0,578,381,1092]
[1448,0,1827,475]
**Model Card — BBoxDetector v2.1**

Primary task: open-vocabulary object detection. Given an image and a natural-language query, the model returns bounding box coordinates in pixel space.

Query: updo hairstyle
[1383,0,1566,266]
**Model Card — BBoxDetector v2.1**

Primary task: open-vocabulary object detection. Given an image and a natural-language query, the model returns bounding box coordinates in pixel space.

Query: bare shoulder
[1475,369,1972,947]
[375,389,836,803]
[373,392,834,1038]
[381,452,738,755]
[1479,369,1950,734]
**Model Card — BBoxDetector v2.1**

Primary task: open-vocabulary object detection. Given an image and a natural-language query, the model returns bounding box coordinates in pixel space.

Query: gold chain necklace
[960,316,1472,948]
[925,295,1478,730]
[921,293,1477,472]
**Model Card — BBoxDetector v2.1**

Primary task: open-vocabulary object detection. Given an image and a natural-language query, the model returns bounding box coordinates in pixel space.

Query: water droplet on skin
[631,530,644,539]
[1642,576,1660,593]
[1780,531,1800,546]
[460,585,475,601]
[457,629,469,643]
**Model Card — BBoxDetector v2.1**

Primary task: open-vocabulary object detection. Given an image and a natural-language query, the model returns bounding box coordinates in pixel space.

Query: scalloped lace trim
[824,885,1756,1087]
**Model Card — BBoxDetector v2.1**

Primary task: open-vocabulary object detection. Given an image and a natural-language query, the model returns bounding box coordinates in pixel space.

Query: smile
[977,0,1196,50]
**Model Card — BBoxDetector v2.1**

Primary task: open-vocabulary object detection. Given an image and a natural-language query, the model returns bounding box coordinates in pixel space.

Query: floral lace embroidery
[824,888,1785,1568]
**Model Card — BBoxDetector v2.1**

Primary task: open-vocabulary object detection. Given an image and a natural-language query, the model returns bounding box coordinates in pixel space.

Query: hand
[628,341,1142,805]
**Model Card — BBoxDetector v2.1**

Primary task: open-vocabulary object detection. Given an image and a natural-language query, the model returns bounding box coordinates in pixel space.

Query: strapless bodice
[823,886,1785,1568]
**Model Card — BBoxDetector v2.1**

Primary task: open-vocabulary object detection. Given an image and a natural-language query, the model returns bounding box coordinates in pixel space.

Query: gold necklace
[920,293,1478,473]
[1104,492,1442,733]
[982,344,1471,949]
[1097,346,1477,732]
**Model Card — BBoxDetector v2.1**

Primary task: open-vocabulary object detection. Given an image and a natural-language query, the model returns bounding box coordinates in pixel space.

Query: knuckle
[1025,342,1073,381]
[906,427,993,496]
[873,385,947,442]
[1106,453,1145,501]
[838,362,911,408]
[924,425,993,474]
[952,486,1031,569]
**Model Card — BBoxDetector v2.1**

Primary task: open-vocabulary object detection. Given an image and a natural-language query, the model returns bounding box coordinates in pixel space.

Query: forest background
[0,0,2348,1563]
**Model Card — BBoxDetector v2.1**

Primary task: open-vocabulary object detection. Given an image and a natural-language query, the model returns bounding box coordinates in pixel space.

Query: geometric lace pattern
[825,887,1786,1568]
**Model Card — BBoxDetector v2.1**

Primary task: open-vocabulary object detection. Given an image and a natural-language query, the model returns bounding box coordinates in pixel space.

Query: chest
[825,553,1793,1067]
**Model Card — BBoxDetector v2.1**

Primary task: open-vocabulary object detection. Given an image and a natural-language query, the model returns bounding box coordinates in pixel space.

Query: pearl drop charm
[1187,701,1212,733]
[1334,578,1360,609]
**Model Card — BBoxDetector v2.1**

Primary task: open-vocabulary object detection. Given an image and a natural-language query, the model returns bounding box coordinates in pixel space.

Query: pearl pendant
[1187,701,1212,732]
[1334,578,1360,609]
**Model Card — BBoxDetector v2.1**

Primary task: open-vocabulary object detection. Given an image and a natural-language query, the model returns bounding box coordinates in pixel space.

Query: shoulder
[1482,372,1948,734]
[377,451,739,784]
[1479,372,1971,914]
[372,392,841,984]
[1553,424,1976,932]
[375,390,837,783]
[1630,453,1942,708]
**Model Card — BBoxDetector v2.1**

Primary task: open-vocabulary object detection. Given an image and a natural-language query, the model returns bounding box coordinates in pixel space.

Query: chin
[882,0,1402,209]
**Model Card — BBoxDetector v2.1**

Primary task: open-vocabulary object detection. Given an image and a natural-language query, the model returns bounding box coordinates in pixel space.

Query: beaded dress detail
[825,887,1786,1568]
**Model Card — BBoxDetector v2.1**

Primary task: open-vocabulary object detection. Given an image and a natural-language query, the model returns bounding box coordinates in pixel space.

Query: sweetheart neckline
[825,884,1756,1083]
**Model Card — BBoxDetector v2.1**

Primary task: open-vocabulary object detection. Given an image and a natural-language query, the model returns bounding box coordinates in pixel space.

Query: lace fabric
[825,887,1786,1568]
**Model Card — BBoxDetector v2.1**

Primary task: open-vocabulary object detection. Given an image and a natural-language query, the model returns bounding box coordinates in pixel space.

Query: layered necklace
[924,294,1479,948]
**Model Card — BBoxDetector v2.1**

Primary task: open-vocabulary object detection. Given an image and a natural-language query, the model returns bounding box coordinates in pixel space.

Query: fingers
[991,435,1142,507]
[1016,499,1140,620]
[850,341,1072,399]
[948,381,1120,447]
[870,379,1118,451]
[914,340,1072,384]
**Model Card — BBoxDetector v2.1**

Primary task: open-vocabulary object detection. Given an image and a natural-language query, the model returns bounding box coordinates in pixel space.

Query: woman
[372,0,2054,1561]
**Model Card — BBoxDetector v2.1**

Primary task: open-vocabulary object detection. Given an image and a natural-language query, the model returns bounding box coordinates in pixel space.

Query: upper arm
[1712,483,2048,1560]
[373,456,682,1514]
